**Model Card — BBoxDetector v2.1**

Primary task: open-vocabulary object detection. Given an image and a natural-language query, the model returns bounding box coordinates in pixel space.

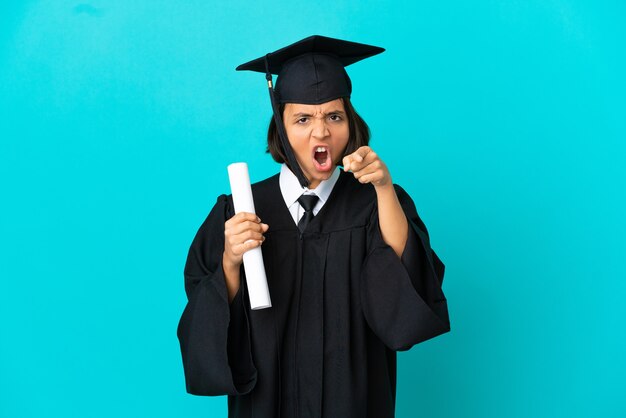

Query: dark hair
[266,97,370,166]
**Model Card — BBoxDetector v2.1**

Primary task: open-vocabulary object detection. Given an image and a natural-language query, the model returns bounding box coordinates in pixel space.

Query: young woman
[177,35,450,418]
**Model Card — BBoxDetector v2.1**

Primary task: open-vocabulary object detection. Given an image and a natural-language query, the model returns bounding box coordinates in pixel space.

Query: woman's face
[283,98,350,189]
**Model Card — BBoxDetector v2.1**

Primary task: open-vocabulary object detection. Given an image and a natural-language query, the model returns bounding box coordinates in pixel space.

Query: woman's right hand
[223,212,269,269]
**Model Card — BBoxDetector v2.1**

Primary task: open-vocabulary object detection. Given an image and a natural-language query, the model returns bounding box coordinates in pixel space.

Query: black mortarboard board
[236,35,385,188]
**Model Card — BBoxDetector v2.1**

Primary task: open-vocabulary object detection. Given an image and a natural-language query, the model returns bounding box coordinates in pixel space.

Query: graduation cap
[236,35,385,188]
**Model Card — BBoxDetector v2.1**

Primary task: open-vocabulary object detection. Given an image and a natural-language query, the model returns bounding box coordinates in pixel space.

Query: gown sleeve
[177,194,257,396]
[360,184,451,351]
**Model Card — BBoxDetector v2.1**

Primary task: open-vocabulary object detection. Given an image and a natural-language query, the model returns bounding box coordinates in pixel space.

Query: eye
[329,114,343,122]
[297,117,309,124]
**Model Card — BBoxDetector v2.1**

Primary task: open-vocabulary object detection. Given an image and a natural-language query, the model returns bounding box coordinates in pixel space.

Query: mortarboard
[236,35,385,188]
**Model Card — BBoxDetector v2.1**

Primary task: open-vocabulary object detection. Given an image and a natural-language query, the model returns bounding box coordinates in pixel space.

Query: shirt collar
[279,163,340,207]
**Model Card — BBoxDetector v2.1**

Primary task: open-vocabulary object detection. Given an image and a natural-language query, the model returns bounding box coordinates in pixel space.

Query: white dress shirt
[279,163,341,226]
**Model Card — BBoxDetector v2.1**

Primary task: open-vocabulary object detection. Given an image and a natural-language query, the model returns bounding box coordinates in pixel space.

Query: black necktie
[297,194,319,233]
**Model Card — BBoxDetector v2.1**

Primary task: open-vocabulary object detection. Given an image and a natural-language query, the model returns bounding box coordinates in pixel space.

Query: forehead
[284,99,345,114]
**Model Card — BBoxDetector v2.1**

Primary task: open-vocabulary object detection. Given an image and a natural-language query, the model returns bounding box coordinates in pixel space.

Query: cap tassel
[264,54,309,189]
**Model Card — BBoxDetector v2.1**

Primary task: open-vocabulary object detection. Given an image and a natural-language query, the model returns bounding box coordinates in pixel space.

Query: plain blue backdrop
[1,1,625,417]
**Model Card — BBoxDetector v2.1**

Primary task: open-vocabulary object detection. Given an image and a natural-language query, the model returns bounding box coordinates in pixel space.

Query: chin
[316,167,335,178]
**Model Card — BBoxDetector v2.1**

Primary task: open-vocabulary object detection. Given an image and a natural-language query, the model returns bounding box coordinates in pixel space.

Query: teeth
[315,147,327,152]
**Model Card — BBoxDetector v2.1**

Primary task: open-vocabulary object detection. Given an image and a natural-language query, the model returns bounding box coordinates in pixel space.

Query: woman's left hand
[344,146,407,257]
[342,146,392,188]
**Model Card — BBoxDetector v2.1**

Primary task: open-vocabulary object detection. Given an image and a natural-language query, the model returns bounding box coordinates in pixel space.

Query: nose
[311,117,330,139]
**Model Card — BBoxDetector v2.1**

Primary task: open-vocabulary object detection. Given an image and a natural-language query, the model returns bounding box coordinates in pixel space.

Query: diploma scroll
[227,162,272,310]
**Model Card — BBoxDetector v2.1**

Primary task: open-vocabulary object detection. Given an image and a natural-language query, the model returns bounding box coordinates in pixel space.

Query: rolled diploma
[227,162,272,310]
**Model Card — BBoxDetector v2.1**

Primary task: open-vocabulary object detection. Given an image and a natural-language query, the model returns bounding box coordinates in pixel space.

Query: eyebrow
[291,110,346,118]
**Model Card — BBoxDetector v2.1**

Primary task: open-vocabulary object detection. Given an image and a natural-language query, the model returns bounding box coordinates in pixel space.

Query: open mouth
[313,146,332,171]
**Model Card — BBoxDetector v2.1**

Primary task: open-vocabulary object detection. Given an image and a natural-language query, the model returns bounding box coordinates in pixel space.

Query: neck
[307,180,320,189]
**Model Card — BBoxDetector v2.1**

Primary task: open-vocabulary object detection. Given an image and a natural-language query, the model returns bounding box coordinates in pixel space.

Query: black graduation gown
[177,170,450,418]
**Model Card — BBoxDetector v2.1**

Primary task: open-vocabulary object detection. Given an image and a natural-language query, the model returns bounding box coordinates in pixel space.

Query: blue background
[1,1,625,417]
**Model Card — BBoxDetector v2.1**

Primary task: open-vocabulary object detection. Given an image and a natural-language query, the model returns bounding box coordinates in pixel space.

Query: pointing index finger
[354,146,371,161]
[346,147,372,171]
